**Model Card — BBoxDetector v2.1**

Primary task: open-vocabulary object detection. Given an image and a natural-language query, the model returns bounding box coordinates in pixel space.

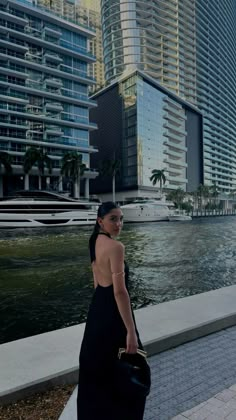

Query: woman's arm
[110,242,138,353]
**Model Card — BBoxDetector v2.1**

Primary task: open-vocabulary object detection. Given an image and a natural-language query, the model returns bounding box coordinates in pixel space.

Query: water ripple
[1,216,236,343]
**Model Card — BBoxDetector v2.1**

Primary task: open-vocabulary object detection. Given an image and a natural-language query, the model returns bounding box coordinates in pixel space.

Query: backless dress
[77,235,146,420]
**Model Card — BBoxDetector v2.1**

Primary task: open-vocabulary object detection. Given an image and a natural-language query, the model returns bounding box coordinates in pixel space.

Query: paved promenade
[2,285,236,419]
[60,326,236,420]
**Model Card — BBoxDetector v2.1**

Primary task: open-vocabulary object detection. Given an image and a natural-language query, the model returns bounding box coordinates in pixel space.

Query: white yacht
[121,199,171,222]
[0,191,98,228]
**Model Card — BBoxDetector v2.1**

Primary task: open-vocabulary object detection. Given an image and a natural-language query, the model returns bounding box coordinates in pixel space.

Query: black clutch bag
[114,348,151,398]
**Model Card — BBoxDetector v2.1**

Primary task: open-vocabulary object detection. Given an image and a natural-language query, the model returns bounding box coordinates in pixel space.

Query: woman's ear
[97,217,103,228]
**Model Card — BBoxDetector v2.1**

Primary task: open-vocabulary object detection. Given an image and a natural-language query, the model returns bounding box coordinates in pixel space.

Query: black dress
[77,246,146,420]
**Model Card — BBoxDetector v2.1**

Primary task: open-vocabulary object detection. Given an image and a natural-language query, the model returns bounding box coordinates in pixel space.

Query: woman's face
[98,208,124,237]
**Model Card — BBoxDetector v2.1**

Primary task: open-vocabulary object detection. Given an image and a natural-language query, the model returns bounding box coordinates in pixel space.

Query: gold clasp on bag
[118,347,147,359]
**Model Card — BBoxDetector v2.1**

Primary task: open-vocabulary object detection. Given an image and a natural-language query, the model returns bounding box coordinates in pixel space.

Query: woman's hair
[89,201,119,263]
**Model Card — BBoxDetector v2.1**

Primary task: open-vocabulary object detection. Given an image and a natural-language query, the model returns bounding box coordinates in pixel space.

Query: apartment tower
[0,0,97,196]
[101,0,236,192]
[37,0,104,91]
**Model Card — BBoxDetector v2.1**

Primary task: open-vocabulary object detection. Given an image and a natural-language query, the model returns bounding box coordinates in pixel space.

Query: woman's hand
[126,329,138,354]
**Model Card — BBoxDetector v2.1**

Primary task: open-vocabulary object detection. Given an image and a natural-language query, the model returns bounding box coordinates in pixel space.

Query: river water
[0,216,236,344]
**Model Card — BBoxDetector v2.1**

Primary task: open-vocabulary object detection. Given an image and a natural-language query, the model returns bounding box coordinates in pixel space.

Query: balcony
[43,77,63,88]
[164,158,187,168]
[0,90,29,103]
[0,64,28,79]
[42,26,61,39]
[44,102,63,112]
[164,141,187,152]
[43,52,63,63]
[0,102,25,113]
[0,10,27,26]
[0,33,28,52]
[59,64,96,83]
[25,51,42,63]
[45,125,63,136]
[24,25,41,38]
[0,118,28,129]
[59,40,95,61]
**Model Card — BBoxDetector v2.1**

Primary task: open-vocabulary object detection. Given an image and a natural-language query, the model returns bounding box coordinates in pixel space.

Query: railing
[0,103,25,112]
[0,118,28,127]
[61,89,89,101]
[60,40,95,59]
[59,64,95,81]
[16,0,96,33]
[61,114,88,124]
[192,209,236,217]
[47,136,93,148]
[0,75,25,86]
[0,90,28,100]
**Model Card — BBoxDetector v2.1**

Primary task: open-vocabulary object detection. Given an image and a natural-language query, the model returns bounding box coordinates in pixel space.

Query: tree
[61,151,86,199]
[23,147,52,190]
[0,151,12,174]
[100,158,121,203]
[190,190,198,210]
[197,184,210,210]
[0,151,12,197]
[166,188,185,209]
[209,182,219,207]
[229,189,236,200]
[150,169,166,197]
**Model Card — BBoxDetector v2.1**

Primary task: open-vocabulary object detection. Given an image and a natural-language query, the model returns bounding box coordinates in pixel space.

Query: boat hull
[121,204,169,222]
[0,211,97,228]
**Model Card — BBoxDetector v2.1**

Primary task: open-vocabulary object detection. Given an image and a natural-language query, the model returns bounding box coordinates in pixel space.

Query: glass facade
[101,0,236,193]
[121,74,189,191]
[0,0,98,194]
[195,0,236,191]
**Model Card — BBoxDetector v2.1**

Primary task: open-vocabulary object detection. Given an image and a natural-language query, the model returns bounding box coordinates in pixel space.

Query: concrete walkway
[60,326,236,419]
[1,285,236,415]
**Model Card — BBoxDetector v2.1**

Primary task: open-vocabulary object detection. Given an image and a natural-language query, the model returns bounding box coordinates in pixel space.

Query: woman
[77,202,147,420]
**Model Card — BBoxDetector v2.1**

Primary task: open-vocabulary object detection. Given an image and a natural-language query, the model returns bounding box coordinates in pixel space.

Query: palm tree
[23,147,52,191]
[166,188,185,209]
[61,151,86,199]
[150,169,166,197]
[100,158,121,203]
[0,151,12,197]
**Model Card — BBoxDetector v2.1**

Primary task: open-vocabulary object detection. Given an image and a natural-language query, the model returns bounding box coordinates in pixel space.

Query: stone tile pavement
[171,385,236,419]
[144,326,236,420]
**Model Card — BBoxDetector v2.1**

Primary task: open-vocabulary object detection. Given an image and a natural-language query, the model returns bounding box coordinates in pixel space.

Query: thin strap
[98,232,111,238]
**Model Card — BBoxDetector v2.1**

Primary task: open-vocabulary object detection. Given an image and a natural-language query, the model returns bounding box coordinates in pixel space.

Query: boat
[0,190,98,228]
[168,210,192,221]
[121,199,171,222]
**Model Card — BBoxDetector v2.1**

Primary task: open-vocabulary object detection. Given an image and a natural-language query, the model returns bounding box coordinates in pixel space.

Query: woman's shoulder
[108,239,125,254]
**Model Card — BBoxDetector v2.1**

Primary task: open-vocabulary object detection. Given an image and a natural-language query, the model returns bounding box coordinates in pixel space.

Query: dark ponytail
[89,201,119,263]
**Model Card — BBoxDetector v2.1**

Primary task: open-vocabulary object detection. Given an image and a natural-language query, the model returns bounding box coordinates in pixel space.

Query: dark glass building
[90,70,203,200]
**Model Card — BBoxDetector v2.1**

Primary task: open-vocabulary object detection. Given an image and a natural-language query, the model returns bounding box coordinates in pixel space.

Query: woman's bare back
[92,234,124,287]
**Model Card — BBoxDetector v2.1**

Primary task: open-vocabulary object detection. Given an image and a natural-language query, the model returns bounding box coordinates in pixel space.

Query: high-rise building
[90,70,203,200]
[101,0,236,193]
[76,0,104,91]
[0,0,97,197]
[37,0,104,91]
